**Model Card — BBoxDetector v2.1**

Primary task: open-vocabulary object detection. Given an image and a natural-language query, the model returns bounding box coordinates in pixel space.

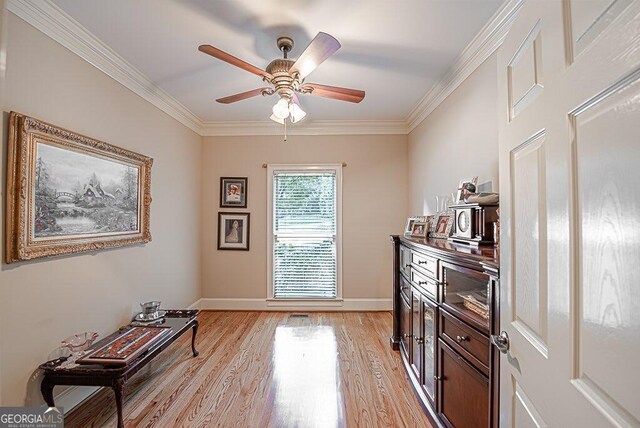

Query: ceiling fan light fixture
[289,102,306,123]
[200,32,364,130]
[270,114,285,124]
[272,97,290,120]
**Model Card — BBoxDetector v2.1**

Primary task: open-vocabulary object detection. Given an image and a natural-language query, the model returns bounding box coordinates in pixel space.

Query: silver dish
[134,310,166,322]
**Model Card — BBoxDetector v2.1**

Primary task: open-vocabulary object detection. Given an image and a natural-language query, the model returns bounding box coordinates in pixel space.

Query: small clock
[456,209,471,236]
[449,203,499,246]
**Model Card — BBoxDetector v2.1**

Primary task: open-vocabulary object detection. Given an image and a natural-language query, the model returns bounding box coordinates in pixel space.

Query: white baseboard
[194,298,392,311]
[56,386,100,415]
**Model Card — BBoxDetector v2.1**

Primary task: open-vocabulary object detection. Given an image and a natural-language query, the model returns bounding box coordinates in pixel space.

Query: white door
[497,0,640,427]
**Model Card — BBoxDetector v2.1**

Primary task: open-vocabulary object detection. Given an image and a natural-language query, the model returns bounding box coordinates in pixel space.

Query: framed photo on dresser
[429,213,453,239]
[404,216,426,236]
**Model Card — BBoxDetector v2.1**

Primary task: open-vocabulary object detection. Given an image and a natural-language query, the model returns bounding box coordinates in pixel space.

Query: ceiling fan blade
[199,45,272,79]
[302,83,365,103]
[290,32,341,80]
[216,88,273,104]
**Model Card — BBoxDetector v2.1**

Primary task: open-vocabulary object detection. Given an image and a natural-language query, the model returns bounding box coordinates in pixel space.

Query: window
[267,164,342,301]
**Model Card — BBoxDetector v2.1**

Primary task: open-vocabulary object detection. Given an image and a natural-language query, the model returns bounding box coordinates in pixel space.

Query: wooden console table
[39,309,199,428]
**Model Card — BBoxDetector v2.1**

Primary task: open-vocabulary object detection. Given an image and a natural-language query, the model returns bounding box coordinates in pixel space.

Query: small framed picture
[455,176,478,204]
[404,216,426,235]
[430,213,454,239]
[410,221,428,238]
[220,177,248,208]
[218,212,250,251]
[426,215,436,234]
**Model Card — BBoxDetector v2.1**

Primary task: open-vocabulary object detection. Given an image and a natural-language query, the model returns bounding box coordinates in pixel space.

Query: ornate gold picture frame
[5,112,153,263]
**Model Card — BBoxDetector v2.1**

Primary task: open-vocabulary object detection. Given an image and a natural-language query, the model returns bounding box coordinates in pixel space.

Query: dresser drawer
[411,250,437,278]
[439,309,489,374]
[411,268,437,301]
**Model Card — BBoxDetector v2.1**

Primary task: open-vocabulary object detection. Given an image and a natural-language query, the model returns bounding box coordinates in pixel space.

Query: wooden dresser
[390,235,499,428]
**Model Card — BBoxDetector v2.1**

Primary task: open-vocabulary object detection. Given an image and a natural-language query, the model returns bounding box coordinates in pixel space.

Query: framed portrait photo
[455,176,478,204]
[220,177,247,208]
[430,213,454,239]
[218,212,250,251]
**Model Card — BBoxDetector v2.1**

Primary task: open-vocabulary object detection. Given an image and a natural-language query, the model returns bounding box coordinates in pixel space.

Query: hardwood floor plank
[64,311,432,428]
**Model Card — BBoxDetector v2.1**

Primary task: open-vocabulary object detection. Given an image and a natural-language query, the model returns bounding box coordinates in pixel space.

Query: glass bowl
[61,332,99,353]
[140,301,161,315]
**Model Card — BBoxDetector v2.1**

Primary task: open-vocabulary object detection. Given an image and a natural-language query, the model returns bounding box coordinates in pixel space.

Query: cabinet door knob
[433,376,442,381]
[455,335,468,343]
[403,333,412,338]
[405,264,411,268]
[418,260,427,265]
[414,336,424,344]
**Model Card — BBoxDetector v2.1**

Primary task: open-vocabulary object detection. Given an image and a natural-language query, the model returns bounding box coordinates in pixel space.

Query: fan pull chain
[284,118,287,142]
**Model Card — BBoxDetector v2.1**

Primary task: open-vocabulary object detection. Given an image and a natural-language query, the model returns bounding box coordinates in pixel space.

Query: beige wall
[408,54,498,215]
[0,14,202,406]
[201,134,407,302]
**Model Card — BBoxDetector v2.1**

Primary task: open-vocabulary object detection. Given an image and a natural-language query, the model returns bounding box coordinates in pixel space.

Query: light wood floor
[65,311,432,428]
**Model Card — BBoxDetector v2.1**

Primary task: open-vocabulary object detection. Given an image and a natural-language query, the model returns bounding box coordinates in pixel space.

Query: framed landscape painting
[5,112,153,263]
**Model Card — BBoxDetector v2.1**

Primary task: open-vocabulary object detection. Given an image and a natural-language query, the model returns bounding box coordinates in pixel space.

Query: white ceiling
[50,0,504,124]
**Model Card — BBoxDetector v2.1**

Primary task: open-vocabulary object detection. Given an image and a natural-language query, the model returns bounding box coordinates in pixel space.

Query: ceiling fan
[198,32,365,125]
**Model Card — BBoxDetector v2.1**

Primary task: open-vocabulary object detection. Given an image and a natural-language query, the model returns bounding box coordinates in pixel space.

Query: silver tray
[133,310,166,322]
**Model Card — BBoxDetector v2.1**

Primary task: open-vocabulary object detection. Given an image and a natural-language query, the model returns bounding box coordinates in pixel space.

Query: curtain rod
[262,162,347,168]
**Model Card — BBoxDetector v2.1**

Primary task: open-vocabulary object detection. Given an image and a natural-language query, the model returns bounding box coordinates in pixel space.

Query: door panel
[400,245,411,279]
[566,0,634,61]
[513,379,547,428]
[498,1,640,427]
[422,297,437,404]
[411,291,422,380]
[439,340,489,428]
[400,293,412,362]
[507,20,543,120]
[510,131,548,357]
[569,71,640,425]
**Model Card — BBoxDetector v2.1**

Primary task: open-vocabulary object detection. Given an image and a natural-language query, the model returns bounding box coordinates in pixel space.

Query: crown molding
[6,0,203,134]
[7,0,522,137]
[405,0,524,132]
[200,119,408,137]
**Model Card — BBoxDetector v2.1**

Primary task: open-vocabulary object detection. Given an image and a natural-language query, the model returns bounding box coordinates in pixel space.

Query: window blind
[273,171,337,298]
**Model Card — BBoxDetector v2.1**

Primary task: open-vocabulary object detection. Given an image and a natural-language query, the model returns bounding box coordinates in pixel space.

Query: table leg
[40,379,55,407]
[113,378,125,428]
[191,320,199,357]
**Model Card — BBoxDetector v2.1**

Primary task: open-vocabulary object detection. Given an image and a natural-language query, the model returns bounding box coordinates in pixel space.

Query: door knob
[490,330,510,354]
[455,335,467,343]
[414,336,424,344]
